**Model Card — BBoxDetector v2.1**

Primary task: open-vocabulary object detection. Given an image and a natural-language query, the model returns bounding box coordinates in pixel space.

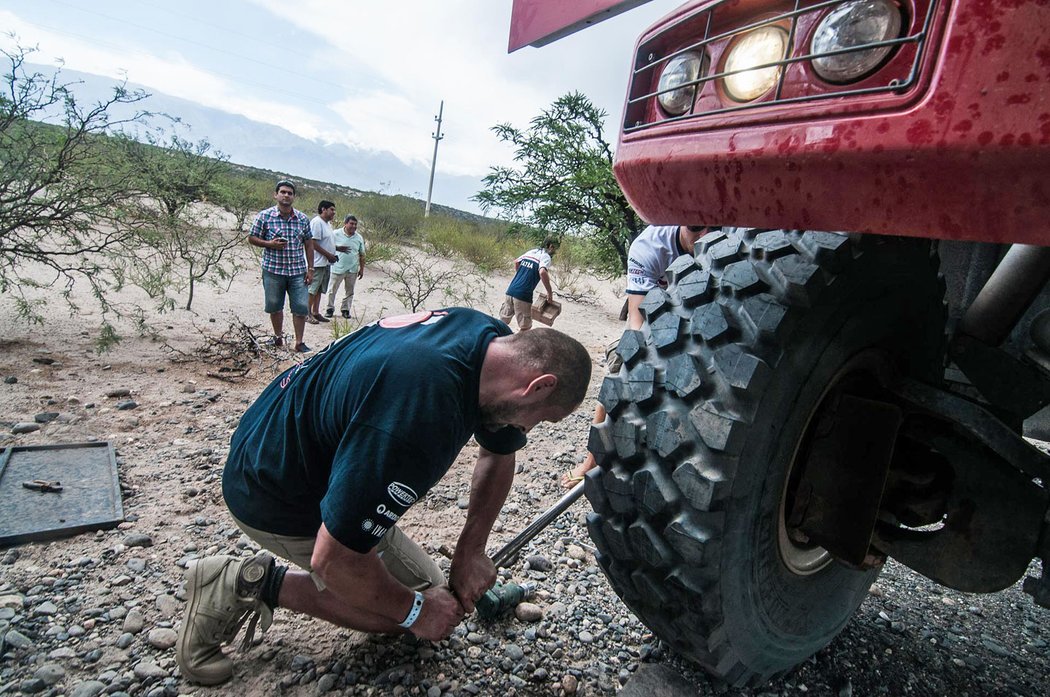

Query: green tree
[474,91,643,274]
[122,132,244,311]
[0,43,153,321]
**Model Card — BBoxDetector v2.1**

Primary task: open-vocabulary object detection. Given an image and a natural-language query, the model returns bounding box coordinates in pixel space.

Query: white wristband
[399,591,424,629]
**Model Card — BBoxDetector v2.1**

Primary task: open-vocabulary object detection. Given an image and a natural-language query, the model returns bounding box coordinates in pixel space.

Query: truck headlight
[811,0,903,83]
[722,25,789,102]
[657,51,705,115]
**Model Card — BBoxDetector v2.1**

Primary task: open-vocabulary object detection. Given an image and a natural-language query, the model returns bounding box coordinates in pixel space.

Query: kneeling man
[176,307,591,684]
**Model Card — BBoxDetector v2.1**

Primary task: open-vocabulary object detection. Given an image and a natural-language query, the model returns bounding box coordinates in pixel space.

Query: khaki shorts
[605,338,623,374]
[231,514,445,593]
[499,295,533,330]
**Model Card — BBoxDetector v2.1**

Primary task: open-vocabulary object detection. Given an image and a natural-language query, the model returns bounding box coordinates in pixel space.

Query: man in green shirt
[326,215,366,319]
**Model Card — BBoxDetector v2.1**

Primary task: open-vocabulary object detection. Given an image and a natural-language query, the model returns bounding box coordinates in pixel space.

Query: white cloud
[0,11,326,141]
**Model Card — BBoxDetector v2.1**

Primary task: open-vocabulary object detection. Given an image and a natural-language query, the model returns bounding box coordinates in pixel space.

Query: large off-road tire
[586,229,946,686]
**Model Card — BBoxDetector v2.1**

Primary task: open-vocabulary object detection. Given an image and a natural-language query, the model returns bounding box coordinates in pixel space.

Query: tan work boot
[175,551,274,685]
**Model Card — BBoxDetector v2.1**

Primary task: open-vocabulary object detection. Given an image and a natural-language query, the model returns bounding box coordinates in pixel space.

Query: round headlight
[657,51,705,115]
[811,0,903,83]
[723,26,789,102]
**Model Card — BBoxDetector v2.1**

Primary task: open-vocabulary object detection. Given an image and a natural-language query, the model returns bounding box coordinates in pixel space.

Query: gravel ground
[1,255,1047,696]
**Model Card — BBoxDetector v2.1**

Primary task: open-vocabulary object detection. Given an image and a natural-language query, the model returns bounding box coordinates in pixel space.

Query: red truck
[511,0,1050,686]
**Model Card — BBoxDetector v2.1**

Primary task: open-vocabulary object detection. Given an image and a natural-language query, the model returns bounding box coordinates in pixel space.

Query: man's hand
[270,237,288,250]
[357,269,364,280]
[410,587,466,641]
[449,550,496,613]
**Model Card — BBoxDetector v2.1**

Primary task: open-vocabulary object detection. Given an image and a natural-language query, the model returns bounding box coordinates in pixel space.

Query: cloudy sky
[0,0,681,209]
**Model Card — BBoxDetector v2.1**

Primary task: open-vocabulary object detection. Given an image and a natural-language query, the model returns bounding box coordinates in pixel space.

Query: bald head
[502,328,591,411]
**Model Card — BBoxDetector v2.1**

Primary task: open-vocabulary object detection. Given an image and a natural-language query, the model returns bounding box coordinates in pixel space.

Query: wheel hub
[778,351,899,575]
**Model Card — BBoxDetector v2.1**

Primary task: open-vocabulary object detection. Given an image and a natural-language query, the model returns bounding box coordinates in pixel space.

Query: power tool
[475,581,536,620]
[474,480,585,620]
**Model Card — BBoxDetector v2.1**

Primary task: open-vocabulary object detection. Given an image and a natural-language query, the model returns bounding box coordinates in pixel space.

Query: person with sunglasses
[560,224,723,488]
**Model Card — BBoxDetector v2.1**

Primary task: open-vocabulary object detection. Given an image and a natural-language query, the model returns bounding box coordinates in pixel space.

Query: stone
[18,679,47,694]
[515,602,543,622]
[33,663,66,685]
[106,389,132,398]
[618,664,697,697]
[132,661,169,680]
[69,681,106,697]
[123,533,153,548]
[116,400,138,411]
[34,412,60,423]
[317,673,339,692]
[4,376,17,384]
[12,422,41,434]
[155,593,180,618]
[34,600,59,616]
[505,644,525,661]
[567,545,588,561]
[526,555,552,572]
[0,593,24,609]
[4,629,33,649]
[147,627,178,649]
[562,674,579,695]
[123,609,146,634]
[115,632,134,649]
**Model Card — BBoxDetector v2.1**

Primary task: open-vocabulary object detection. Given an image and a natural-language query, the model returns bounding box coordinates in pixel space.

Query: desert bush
[378,252,487,312]
[352,194,425,241]
[421,217,516,272]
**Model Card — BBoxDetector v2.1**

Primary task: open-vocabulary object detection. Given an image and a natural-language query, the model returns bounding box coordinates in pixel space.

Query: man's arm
[539,267,554,300]
[303,238,315,284]
[449,446,515,611]
[358,247,366,279]
[247,216,285,249]
[312,523,464,640]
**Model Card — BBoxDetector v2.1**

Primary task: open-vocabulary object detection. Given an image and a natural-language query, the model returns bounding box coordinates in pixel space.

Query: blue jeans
[262,270,309,316]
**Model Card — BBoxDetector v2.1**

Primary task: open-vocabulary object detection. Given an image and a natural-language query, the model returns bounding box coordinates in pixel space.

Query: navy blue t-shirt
[222,308,526,552]
[505,248,552,302]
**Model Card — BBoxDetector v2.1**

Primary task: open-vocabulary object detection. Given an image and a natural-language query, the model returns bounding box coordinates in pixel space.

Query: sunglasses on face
[687,225,722,234]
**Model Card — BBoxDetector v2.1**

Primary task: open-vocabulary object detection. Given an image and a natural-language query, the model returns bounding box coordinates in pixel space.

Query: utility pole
[424,100,444,218]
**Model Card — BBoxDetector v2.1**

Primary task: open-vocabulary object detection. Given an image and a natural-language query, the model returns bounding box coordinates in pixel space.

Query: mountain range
[39,65,488,214]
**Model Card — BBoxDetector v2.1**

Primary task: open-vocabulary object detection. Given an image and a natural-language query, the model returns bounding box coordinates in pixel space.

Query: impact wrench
[474,479,586,620]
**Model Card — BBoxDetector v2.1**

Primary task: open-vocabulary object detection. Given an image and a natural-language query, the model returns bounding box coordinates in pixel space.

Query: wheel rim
[778,350,895,576]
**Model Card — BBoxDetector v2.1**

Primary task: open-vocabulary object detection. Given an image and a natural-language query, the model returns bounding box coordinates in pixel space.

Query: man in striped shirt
[248,180,316,353]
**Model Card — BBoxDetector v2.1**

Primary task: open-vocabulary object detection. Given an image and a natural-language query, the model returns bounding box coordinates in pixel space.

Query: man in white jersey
[561,224,723,488]
[499,238,557,331]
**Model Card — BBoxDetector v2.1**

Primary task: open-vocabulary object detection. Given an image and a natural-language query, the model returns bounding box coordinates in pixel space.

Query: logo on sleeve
[387,482,418,506]
[361,519,388,538]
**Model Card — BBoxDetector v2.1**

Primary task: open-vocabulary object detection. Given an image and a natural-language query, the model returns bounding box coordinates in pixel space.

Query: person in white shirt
[499,238,557,331]
[307,200,338,324]
[560,224,723,488]
[326,215,367,319]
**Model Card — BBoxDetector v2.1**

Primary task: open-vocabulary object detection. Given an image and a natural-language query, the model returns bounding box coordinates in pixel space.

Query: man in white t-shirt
[499,238,557,331]
[307,200,338,324]
[560,224,723,488]
[327,215,367,319]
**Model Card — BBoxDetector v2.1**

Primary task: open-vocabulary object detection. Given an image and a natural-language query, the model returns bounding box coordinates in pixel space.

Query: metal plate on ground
[0,442,124,546]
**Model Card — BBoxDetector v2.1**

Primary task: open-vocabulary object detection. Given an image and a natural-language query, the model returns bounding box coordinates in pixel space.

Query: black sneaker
[341,310,350,319]
[324,308,334,318]
[295,342,312,353]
